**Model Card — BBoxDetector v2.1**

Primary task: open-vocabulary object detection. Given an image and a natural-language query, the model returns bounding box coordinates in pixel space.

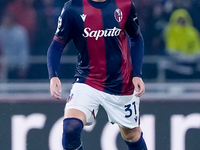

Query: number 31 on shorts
[124,102,137,118]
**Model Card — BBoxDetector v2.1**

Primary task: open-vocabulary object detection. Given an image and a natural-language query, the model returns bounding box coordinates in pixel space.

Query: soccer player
[47,0,148,149]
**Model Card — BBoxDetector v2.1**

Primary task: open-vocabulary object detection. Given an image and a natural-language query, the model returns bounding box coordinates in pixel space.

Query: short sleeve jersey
[54,0,140,95]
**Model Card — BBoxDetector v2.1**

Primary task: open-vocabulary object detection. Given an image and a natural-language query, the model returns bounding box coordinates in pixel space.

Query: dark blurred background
[0,0,200,82]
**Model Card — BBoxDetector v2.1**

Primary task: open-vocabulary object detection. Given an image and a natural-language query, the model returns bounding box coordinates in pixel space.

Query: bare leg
[119,126,142,142]
[64,108,87,125]
[119,126,147,150]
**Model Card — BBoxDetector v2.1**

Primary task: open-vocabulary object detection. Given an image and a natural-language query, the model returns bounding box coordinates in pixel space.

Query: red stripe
[82,0,106,91]
[53,35,66,45]
[115,0,134,94]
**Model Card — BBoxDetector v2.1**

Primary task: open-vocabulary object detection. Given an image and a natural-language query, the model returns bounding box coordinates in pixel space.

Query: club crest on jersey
[114,8,123,22]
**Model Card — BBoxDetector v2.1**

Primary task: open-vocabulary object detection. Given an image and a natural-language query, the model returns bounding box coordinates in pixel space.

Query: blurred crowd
[134,0,200,80]
[0,0,200,80]
[134,0,200,55]
[0,0,63,80]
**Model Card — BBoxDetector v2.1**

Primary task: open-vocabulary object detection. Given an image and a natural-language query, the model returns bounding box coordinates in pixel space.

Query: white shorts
[64,83,140,129]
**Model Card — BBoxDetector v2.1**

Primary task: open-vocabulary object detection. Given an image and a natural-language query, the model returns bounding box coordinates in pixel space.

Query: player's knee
[125,133,141,143]
[124,132,147,150]
[122,127,142,142]
[62,118,83,149]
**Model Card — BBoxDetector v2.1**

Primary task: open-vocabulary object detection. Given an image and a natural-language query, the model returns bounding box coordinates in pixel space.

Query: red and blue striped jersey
[49,0,143,95]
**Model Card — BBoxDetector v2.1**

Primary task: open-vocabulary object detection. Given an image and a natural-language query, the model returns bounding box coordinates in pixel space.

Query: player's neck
[91,0,106,2]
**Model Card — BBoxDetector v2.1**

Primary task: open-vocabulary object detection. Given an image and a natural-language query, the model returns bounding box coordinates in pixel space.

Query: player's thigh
[103,92,140,129]
[64,83,102,126]
[64,109,87,126]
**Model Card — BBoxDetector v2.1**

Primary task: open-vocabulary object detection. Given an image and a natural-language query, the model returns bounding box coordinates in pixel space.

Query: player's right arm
[47,39,65,99]
[47,2,73,99]
[50,77,62,99]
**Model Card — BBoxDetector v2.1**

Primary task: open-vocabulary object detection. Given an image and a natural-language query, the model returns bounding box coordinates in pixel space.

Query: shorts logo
[66,93,74,103]
[134,116,138,122]
[114,8,123,22]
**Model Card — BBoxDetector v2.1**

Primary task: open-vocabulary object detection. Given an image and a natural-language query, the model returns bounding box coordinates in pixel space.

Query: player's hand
[50,77,62,99]
[132,77,145,97]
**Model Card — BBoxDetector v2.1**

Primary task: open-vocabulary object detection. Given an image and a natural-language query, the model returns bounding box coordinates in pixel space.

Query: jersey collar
[87,0,110,9]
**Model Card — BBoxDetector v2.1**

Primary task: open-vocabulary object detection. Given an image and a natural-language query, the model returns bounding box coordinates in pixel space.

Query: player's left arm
[125,2,145,97]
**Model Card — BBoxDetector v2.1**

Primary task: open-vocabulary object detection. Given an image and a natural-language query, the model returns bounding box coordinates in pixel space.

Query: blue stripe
[101,1,123,94]
[73,0,90,83]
